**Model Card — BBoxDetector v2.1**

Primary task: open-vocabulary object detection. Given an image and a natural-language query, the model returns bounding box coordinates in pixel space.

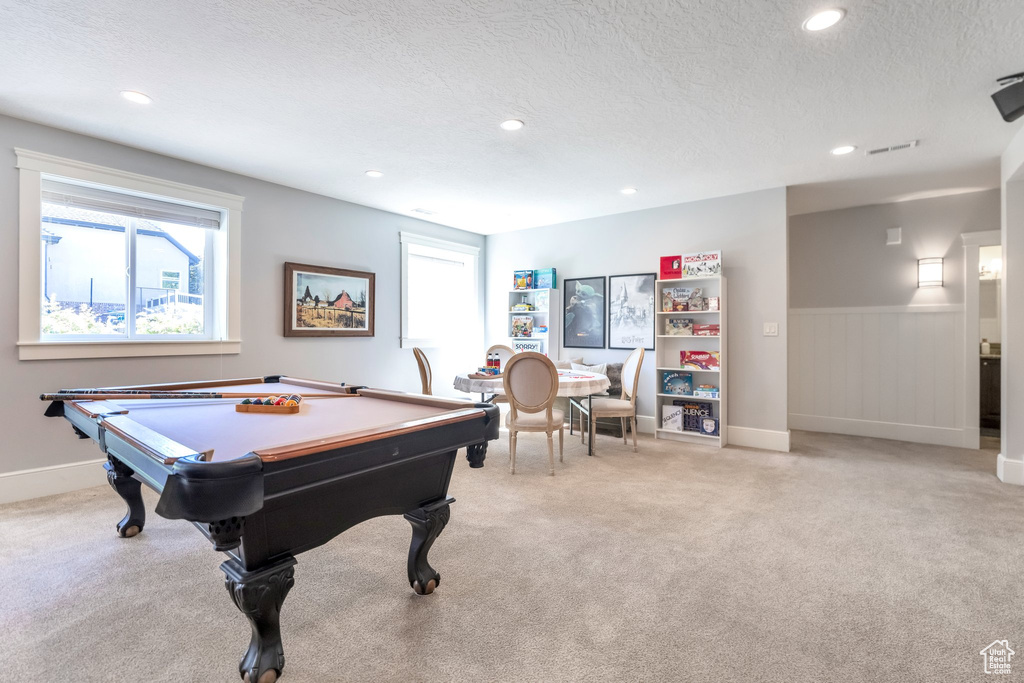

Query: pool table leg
[222,555,296,683]
[405,497,453,595]
[103,455,145,538]
[465,442,488,468]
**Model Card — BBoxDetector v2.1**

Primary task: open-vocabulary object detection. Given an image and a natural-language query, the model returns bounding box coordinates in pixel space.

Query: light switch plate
[764,322,779,337]
[887,227,902,245]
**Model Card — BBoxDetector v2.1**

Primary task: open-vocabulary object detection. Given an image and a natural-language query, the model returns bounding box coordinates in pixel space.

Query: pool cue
[40,391,359,401]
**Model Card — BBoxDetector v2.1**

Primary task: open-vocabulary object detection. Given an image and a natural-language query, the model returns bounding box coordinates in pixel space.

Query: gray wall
[0,114,485,474]
[789,190,1001,308]
[485,187,790,436]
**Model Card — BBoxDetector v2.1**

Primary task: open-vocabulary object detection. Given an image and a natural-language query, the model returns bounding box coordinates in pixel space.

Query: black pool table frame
[45,375,500,683]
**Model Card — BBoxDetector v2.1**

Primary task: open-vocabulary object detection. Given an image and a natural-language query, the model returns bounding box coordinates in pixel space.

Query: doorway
[962,230,1001,450]
[979,245,1002,447]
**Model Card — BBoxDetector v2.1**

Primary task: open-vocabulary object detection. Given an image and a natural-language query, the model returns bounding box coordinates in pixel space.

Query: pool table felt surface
[94,380,472,463]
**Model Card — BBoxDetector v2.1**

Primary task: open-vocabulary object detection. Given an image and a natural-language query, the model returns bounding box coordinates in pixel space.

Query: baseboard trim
[0,458,107,504]
[789,413,965,447]
[637,415,656,435]
[728,426,791,452]
[789,303,965,315]
[997,454,1024,486]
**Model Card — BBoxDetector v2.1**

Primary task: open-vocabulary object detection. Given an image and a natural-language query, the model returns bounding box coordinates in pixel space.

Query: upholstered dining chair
[502,352,564,475]
[413,347,432,395]
[577,347,644,454]
[485,344,516,404]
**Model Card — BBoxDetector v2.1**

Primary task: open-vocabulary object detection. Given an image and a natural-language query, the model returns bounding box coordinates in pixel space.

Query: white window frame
[17,149,243,360]
[400,231,480,349]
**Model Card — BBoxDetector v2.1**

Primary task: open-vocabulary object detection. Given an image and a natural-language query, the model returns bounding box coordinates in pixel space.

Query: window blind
[41,179,222,229]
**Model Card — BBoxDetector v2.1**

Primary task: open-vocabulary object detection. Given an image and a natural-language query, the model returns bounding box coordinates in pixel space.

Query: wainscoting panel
[788,306,966,447]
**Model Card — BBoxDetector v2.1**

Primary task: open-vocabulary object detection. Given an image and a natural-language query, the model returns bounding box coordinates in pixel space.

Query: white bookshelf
[654,276,727,446]
[507,288,561,357]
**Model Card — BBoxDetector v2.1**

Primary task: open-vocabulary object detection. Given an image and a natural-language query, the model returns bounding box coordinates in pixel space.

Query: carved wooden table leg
[103,455,145,537]
[404,497,453,595]
[465,443,487,468]
[222,556,296,683]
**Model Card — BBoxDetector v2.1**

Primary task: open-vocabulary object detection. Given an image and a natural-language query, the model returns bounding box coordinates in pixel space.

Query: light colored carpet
[2,430,1021,682]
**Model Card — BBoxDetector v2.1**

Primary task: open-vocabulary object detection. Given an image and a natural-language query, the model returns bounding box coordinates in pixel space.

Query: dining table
[453,370,611,456]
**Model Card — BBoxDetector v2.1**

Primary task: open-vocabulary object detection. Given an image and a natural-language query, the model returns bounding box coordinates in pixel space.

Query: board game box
[681,350,720,370]
[681,251,722,278]
[533,268,557,289]
[661,287,693,312]
[673,399,714,432]
[699,417,720,436]
[513,270,533,290]
[662,371,693,395]
[665,317,694,336]
[692,323,720,337]
[511,315,534,337]
[512,339,543,353]
[660,255,682,280]
[661,405,683,431]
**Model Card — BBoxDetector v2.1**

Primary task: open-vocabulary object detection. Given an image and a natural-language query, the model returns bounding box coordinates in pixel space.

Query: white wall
[485,187,790,450]
[0,114,485,483]
[998,126,1024,485]
[789,190,1000,308]
[788,190,1001,447]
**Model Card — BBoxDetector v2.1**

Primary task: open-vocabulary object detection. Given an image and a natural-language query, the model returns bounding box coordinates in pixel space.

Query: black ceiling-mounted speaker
[992,73,1024,122]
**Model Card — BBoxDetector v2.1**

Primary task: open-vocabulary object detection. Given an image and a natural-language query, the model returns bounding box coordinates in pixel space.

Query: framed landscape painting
[284,262,375,337]
[563,276,606,349]
[608,272,655,350]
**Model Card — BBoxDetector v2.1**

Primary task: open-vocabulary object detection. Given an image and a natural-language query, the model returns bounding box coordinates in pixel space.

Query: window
[161,271,181,290]
[17,149,243,359]
[400,232,480,348]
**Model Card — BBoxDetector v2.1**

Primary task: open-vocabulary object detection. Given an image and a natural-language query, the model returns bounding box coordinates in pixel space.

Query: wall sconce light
[918,257,943,287]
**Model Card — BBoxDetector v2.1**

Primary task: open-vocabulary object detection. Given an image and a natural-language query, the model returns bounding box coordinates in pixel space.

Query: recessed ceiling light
[500,119,525,131]
[120,90,152,104]
[830,145,857,155]
[803,9,845,31]
[621,187,638,195]
[365,170,384,178]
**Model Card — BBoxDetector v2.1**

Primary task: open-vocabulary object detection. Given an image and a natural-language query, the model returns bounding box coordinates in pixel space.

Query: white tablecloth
[453,371,610,397]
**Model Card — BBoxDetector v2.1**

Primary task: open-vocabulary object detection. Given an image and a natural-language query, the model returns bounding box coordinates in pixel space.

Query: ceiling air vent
[867,140,919,155]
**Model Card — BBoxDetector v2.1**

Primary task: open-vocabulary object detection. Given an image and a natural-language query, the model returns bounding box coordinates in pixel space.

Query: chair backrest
[485,344,516,372]
[503,352,558,423]
[621,347,645,404]
[413,347,432,395]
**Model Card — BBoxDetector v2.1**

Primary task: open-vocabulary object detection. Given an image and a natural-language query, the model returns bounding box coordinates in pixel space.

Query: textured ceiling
[0,0,1022,233]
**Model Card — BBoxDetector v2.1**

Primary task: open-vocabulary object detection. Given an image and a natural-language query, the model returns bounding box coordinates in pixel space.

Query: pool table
[44,375,500,683]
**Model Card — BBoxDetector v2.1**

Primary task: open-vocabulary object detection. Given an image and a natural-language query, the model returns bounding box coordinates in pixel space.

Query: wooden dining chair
[413,347,432,395]
[502,352,564,475]
[485,344,516,373]
[485,344,516,403]
[579,347,644,454]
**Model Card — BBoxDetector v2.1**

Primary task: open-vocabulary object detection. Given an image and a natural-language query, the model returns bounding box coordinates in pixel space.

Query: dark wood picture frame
[607,272,656,350]
[563,276,606,349]
[284,262,375,337]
